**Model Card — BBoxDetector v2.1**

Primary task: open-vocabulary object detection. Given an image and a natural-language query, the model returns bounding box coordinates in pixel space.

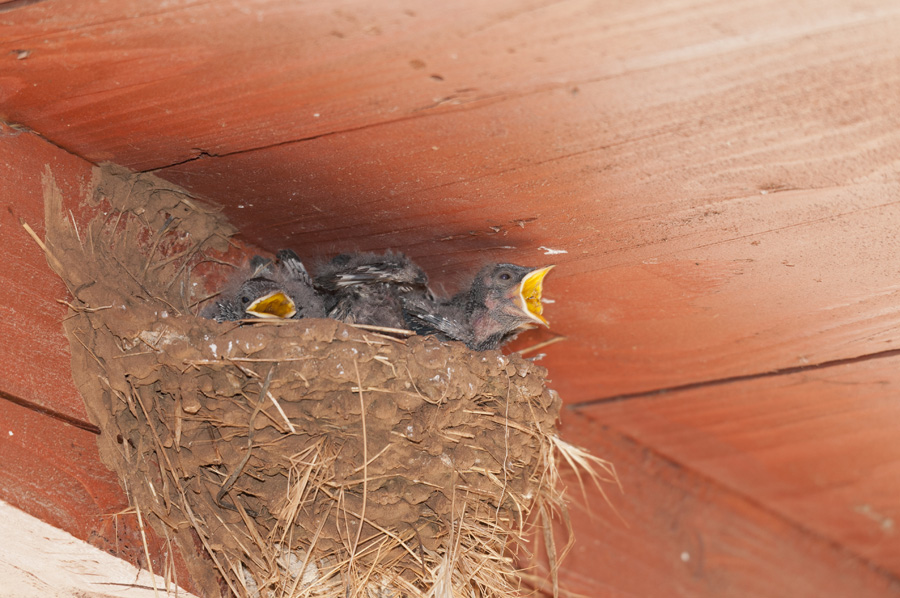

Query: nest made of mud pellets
[38,165,611,598]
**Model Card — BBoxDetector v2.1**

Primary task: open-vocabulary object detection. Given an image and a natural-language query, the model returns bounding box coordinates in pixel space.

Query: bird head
[471,263,554,327]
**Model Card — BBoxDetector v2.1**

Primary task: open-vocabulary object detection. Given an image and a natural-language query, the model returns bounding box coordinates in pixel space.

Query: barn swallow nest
[38,165,616,598]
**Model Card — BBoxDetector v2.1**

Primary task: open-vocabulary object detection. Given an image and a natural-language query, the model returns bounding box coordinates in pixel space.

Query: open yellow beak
[245,291,297,319]
[518,265,554,326]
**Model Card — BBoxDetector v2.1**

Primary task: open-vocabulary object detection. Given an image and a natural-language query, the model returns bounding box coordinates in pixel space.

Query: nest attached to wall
[37,165,615,598]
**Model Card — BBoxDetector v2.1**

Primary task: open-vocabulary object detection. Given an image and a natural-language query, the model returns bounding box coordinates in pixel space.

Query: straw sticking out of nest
[35,164,618,598]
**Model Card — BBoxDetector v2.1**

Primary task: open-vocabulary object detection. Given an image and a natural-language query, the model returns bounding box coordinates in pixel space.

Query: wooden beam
[0,122,96,420]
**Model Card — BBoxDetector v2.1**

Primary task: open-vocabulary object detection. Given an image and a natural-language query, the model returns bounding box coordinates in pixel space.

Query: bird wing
[403,300,468,342]
[276,249,313,285]
[316,253,428,292]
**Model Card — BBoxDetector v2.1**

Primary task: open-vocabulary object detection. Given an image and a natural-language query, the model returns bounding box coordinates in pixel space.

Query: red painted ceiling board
[576,354,900,577]
[0,0,897,170]
[540,413,900,598]
[145,3,899,402]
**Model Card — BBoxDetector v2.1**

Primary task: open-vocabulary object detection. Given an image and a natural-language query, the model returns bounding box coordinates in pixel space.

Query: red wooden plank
[575,354,900,578]
[545,412,900,597]
[155,129,900,405]
[0,122,95,421]
[139,1,900,403]
[0,0,897,171]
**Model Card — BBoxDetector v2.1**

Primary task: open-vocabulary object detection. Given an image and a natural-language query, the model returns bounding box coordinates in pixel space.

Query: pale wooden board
[0,498,197,598]
[575,353,900,578]
[0,392,198,593]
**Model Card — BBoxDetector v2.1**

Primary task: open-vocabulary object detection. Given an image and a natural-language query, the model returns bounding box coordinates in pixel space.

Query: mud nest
[38,165,614,598]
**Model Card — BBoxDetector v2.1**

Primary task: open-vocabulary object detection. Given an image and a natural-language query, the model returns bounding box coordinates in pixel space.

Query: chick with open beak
[201,249,326,322]
[404,263,554,351]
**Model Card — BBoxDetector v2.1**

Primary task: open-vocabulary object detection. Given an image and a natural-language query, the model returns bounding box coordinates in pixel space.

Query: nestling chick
[201,250,325,322]
[404,263,554,351]
[314,251,432,329]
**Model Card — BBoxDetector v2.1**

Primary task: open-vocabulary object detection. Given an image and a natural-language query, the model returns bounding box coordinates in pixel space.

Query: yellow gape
[518,265,554,326]
[245,291,297,319]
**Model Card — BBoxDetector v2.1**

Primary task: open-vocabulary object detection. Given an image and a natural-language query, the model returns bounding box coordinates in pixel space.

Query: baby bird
[314,251,432,329]
[404,263,554,351]
[201,249,325,322]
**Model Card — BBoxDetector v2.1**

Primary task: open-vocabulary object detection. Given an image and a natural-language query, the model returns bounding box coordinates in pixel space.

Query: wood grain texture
[549,412,900,597]
[0,499,198,598]
[576,354,900,579]
[2,0,898,170]
[156,8,900,402]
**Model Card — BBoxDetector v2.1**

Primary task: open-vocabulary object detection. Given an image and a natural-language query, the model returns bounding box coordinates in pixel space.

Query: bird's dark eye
[499,273,511,281]
[240,295,251,304]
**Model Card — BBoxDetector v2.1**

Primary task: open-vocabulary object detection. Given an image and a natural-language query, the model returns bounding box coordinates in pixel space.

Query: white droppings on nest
[137,327,188,348]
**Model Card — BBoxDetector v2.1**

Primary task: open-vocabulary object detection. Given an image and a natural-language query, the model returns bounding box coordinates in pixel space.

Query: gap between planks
[6,346,900,432]
[569,346,900,409]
